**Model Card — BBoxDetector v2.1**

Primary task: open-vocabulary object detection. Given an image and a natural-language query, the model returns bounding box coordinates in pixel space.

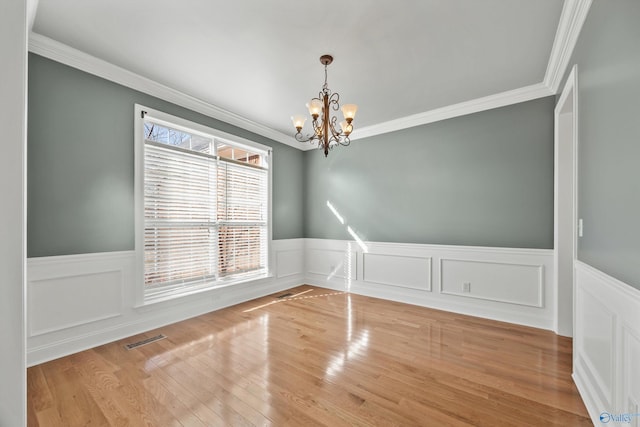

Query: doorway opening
[554,65,579,337]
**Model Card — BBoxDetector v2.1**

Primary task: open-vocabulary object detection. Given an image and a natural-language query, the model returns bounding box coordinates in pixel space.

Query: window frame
[134,104,273,306]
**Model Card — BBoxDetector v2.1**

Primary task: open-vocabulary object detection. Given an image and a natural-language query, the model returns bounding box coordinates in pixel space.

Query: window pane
[217,141,262,166]
[144,225,216,288]
[144,122,212,154]
[145,145,216,222]
[218,225,267,278]
[217,162,267,222]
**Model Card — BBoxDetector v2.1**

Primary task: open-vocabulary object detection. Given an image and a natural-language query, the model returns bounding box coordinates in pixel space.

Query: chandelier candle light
[291,55,358,157]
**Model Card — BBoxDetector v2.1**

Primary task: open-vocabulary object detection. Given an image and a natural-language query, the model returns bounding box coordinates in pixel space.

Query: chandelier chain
[323,63,329,92]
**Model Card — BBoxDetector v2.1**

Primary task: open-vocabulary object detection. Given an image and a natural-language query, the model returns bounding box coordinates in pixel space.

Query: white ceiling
[31,0,566,144]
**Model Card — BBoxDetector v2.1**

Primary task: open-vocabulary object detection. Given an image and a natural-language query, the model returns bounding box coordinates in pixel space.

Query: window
[135,105,271,303]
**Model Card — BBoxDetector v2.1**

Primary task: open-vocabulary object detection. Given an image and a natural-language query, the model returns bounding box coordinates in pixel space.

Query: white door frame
[554,65,579,337]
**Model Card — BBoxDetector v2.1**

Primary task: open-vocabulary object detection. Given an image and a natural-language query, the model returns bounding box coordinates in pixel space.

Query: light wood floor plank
[28,285,591,426]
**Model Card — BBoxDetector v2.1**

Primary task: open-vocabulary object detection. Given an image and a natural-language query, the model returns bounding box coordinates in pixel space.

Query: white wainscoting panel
[27,239,304,366]
[274,238,305,279]
[575,284,615,406]
[623,327,640,424]
[304,238,554,330]
[573,261,640,426]
[306,243,357,282]
[30,271,123,336]
[363,253,431,291]
[440,259,542,307]
[28,251,131,336]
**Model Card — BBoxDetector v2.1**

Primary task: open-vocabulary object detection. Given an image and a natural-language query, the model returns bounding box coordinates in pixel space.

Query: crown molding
[350,0,593,142]
[351,83,553,141]
[543,0,593,94]
[28,0,592,150]
[28,33,300,149]
[27,0,39,31]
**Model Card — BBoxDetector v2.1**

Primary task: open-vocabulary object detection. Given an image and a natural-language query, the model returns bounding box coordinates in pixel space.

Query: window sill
[135,272,273,308]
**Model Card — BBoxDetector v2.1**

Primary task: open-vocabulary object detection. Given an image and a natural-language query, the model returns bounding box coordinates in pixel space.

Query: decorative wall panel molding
[363,253,431,291]
[27,237,639,427]
[573,261,640,425]
[440,258,543,307]
[623,327,640,420]
[29,271,123,336]
[28,251,132,336]
[274,239,305,278]
[306,244,357,281]
[27,239,304,366]
[304,238,554,330]
[575,285,615,407]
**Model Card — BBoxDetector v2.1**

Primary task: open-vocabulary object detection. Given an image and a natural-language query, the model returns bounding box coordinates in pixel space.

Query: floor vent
[276,292,293,299]
[124,334,166,350]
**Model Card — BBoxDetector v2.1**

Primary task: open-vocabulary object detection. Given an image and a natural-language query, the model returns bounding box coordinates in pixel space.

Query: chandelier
[291,55,358,157]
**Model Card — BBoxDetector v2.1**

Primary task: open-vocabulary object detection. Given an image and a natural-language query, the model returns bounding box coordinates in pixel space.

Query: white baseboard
[303,238,555,330]
[27,239,304,366]
[573,261,640,426]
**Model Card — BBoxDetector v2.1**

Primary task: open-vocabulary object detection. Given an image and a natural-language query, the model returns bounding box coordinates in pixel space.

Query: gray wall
[28,55,557,258]
[28,54,304,257]
[561,0,640,289]
[304,97,555,249]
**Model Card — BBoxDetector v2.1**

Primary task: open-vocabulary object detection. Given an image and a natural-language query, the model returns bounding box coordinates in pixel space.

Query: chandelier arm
[328,116,341,139]
[311,118,323,138]
[338,136,351,147]
[329,92,340,111]
[295,132,317,143]
[328,135,340,146]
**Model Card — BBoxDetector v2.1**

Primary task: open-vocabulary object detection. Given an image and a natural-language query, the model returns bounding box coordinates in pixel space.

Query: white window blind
[217,161,268,278]
[141,114,269,301]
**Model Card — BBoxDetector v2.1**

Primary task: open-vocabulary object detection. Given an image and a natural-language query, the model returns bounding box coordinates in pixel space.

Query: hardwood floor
[28,285,591,426]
